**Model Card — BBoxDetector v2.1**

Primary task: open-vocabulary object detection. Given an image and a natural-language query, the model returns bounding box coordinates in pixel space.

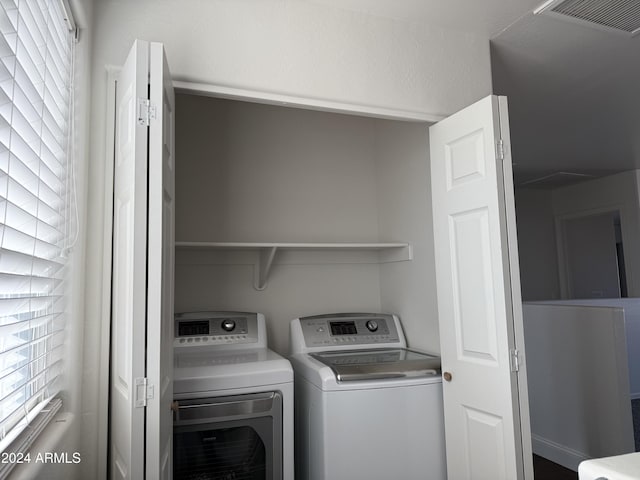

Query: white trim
[97,65,120,480]
[531,434,588,472]
[173,80,443,123]
[497,96,534,480]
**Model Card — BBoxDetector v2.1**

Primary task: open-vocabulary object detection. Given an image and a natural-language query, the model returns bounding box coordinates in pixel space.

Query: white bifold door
[110,40,175,480]
[430,95,533,480]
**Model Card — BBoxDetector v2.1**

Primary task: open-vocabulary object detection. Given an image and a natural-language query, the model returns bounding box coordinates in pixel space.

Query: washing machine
[173,311,294,480]
[289,313,446,480]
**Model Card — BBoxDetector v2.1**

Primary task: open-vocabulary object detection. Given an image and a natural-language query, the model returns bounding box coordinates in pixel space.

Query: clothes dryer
[289,313,446,480]
[173,311,293,480]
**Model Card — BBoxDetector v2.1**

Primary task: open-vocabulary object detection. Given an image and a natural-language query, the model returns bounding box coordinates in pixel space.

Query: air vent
[520,172,595,189]
[534,0,640,35]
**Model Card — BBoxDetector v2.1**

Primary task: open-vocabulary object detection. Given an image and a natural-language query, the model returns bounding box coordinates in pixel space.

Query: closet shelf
[175,242,413,290]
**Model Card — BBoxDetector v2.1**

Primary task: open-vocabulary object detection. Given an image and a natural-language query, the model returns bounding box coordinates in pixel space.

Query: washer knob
[221,319,236,332]
[365,320,378,332]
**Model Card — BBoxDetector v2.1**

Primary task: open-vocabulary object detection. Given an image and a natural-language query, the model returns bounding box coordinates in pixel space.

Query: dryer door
[173,392,283,480]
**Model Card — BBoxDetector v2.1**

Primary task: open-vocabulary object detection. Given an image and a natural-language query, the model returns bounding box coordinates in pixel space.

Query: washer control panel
[174,311,261,348]
[298,313,401,348]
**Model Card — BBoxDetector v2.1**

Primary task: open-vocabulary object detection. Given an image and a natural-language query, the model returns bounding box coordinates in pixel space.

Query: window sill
[6,412,76,480]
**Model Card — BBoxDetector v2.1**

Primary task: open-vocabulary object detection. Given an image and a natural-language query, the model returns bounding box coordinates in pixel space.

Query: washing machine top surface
[173,311,292,395]
[289,313,441,390]
[310,347,440,382]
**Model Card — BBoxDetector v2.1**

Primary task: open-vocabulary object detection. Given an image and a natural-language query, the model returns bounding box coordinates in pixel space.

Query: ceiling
[306,0,640,188]
[491,7,640,187]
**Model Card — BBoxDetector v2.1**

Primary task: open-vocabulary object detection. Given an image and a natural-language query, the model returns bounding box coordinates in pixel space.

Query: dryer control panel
[290,313,405,353]
[174,311,265,349]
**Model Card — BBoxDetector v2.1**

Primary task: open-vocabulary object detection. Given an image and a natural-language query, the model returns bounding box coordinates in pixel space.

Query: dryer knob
[221,319,236,332]
[365,320,378,332]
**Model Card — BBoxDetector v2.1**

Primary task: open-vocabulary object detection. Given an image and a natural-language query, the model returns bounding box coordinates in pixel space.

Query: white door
[110,40,175,480]
[145,42,175,480]
[430,95,533,480]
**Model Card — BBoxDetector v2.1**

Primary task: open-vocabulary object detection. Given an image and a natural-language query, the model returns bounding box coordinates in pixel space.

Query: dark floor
[533,455,577,480]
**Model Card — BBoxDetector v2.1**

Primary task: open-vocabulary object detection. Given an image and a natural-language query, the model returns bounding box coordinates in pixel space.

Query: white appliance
[289,313,446,480]
[579,452,640,480]
[173,311,294,480]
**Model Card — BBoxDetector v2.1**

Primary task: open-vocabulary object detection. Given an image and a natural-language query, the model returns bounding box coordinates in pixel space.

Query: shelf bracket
[254,246,278,290]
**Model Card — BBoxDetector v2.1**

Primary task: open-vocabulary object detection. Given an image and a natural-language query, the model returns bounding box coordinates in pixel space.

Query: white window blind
[0,0,73,446]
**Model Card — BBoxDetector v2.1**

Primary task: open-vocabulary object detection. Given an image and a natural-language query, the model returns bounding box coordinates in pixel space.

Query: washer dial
[221,319,236,332]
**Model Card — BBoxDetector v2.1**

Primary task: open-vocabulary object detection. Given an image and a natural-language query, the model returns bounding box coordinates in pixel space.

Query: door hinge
[137,98,157,126]
[509,348,520,373]
[496,139,505,161]
[134,377,155,407]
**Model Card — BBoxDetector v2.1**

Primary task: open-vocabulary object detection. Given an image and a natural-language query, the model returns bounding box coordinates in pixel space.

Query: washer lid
[309,348,440,382]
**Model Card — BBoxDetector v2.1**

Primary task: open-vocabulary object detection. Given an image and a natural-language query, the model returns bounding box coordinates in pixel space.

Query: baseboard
[532,434,590,472]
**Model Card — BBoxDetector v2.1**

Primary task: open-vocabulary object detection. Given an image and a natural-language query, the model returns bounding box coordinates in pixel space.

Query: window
[0,0,74,452]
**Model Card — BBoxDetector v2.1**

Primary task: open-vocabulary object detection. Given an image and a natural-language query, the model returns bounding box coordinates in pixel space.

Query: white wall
[533,298,640,399]
[514,188,560,301]
[83,2,493,476]
[91,1,491,118]
[174,96,439,356]
[175,95,381,243]
[175,95,391,355]
[523,302,635,471]
[374,120,440,353]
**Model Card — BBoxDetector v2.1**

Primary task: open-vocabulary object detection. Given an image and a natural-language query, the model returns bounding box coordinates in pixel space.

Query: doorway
[558,210,627,300]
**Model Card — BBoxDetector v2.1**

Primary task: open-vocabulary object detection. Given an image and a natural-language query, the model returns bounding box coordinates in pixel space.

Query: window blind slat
[0,224,65,260]
[0,369,61,436]
[0,0,72,448]
[0,338,62,377]
[0,361,63,412]
[0,296,63,318]
[0,312,59,336]
[3,176,65,225]
[16,4,45,63]
[46,2,67,51]
[0,311,58,331]
[4,131,65,188]
[0,5,16,38]
[0,272,61,296]
[0,245,65,275]
[0,309,62,327]
[0,345,63,386]
[0,331,62,378]
[0,344,63,392]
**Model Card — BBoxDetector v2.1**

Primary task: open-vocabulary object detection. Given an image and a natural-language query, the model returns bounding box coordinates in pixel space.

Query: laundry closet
[107,40,530,477]
[173,93,440,355]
